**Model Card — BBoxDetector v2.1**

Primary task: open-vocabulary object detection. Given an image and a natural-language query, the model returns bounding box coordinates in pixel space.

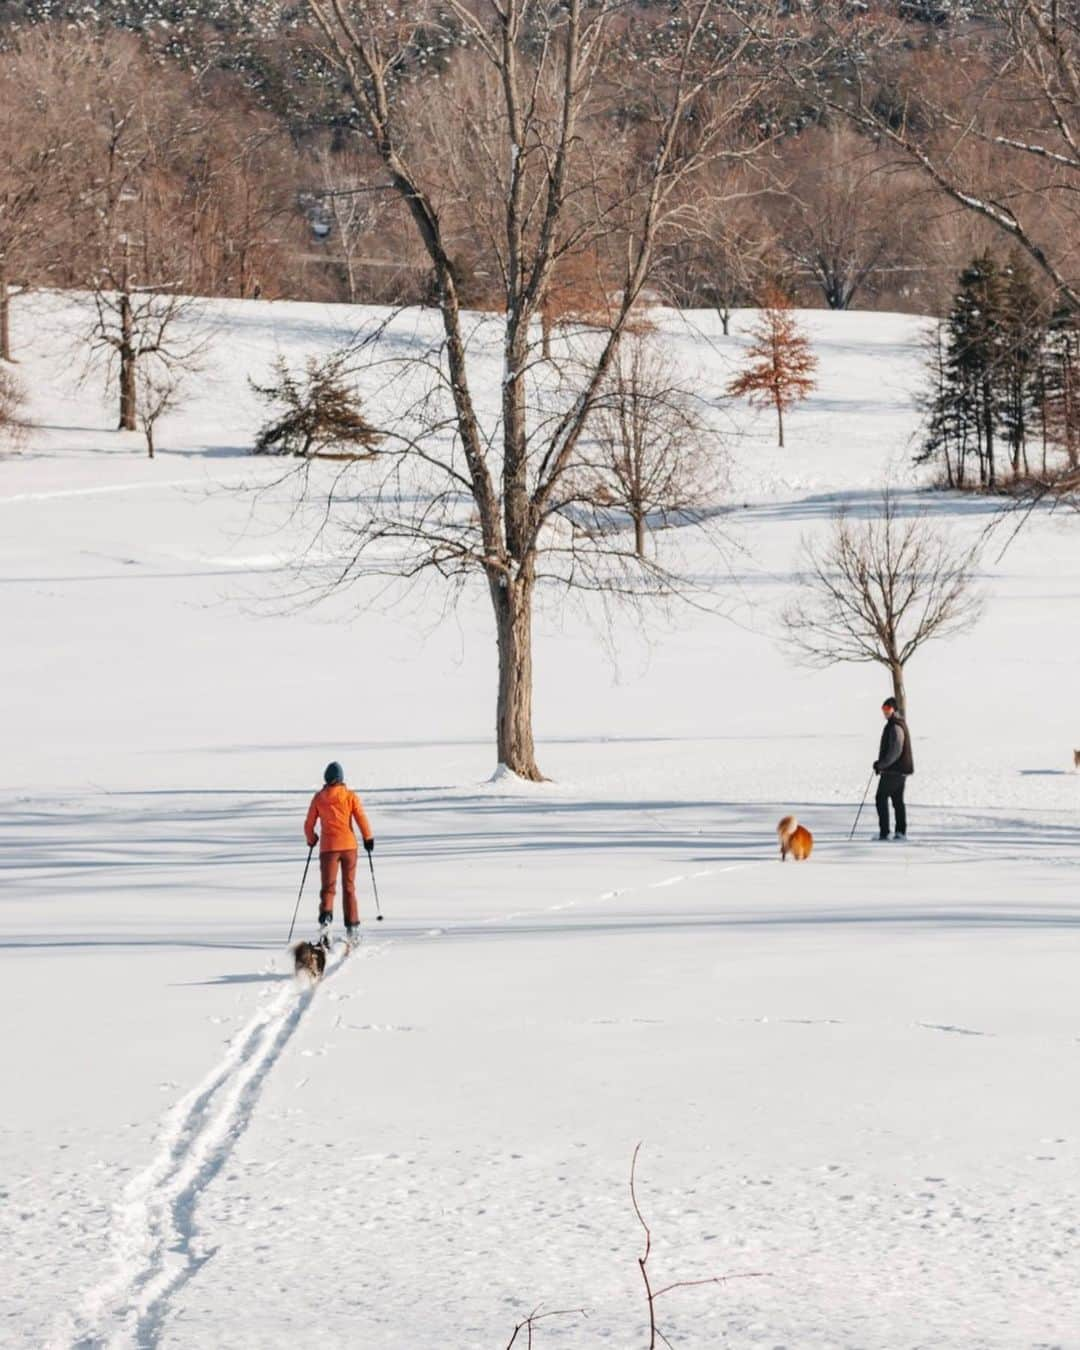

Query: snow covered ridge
[4,294,1080,1346]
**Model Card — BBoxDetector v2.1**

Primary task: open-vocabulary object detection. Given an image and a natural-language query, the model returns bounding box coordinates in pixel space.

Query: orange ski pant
[319,849,359,926]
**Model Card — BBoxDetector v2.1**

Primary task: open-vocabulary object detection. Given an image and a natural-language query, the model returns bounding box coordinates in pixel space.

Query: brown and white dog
[293,934,329,980]
[777,815,813,862]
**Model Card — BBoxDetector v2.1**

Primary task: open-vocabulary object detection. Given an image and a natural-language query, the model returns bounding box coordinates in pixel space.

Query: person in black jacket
[874,697,914,840]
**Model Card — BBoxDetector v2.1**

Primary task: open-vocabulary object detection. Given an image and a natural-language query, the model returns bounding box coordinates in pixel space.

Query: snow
[3,294,1080,1348]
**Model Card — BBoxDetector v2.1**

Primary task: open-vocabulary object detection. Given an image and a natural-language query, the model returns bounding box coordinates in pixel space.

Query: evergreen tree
[918,324,968,488]
[945,251,1004,488]
[1042,304,1080,471]
[252,353,380,459]
[997,255,1045,479]
[921,251,1050,490]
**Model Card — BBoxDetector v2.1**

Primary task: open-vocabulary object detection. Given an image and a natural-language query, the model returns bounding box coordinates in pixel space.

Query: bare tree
[728,286,817,447]
[0,365,29,452]
[186,119,304,303]
[803,1,1080,315]
[86,279,204,434]
[781,495,983,712]
[135,368,185,460]
[654,169,780,335]
[43,35,208,430]
[0,141,47,363]
[581,334,723,558]
[270,0,782,780]
[772,125,917,311]
[0,28,75,361]
[311,143,386,305]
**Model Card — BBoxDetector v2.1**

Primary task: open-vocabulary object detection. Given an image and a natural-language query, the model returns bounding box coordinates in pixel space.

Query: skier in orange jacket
[304,762,374,941]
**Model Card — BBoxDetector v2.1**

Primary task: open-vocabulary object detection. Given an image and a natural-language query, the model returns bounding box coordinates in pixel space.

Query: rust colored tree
[539,247,620,361]
[728,288,817,447]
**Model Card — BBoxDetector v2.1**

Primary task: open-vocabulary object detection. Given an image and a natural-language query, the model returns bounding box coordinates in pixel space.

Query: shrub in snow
[252,353,380,459]
[0,366,29,452]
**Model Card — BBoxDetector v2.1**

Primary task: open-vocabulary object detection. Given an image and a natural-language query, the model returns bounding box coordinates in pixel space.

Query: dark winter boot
[346,923,361,947]
[318,910,333,936]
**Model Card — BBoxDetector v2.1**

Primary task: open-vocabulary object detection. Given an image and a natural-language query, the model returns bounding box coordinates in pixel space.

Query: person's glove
[872,761,880,773]
[307,834,318,849]
[364,837,375,854]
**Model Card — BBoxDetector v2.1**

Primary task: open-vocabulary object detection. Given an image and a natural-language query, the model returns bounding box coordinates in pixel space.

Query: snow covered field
[3,296,1080,1348]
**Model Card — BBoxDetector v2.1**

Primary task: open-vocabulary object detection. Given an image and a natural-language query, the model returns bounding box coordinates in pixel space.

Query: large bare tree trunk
[118,291,136,431]
[491,573,541,780]
[302,0,758,780]
[0,268,12,363]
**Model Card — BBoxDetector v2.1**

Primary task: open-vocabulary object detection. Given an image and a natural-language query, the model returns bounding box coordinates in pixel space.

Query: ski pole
[286,842,316,944]
[367,850,383,921]
[848,770,875,841]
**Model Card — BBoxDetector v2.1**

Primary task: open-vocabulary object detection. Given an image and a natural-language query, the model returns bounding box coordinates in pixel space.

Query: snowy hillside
[3,294,1080,1348]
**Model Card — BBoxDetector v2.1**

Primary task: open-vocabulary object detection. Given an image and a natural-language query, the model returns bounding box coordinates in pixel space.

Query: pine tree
[996,255,1045,478]
[727,286,817,447]
[918,324,968,488]
[1041,304,1080,471]
[945,251,1005,488]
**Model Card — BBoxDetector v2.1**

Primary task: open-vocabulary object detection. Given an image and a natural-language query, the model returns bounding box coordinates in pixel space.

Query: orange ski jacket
[304,783,373,854]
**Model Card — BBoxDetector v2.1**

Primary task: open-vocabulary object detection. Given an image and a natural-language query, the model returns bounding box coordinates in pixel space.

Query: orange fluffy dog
[777,815,813,861]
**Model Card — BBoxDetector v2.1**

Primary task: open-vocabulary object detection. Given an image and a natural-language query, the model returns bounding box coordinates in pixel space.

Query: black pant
[875,772,907,837]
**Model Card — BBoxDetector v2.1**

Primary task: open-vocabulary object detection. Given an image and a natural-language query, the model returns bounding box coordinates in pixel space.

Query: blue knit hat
[324,761,344,785]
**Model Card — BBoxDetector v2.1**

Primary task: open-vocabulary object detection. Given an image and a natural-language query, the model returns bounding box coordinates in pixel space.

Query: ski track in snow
[65,864,767,1345]
[489,860,758,923]
[0,480,198,507]
[57,944,372,1350]
[47,861,765,1348]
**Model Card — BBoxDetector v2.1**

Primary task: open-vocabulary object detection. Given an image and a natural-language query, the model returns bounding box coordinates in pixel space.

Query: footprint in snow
[916,1022,990,1037]
[347,1023,418,1033]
